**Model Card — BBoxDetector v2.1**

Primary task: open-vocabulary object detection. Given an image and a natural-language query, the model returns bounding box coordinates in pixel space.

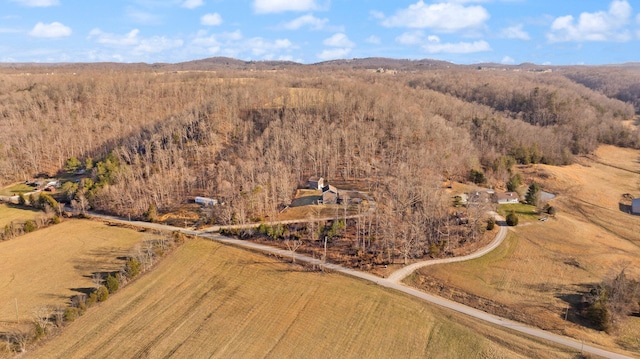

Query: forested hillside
[0,62,638,259]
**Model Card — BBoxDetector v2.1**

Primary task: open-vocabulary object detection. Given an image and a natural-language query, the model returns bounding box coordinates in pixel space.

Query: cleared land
[0,219,157,331]
[0,204,40,228]
[29,239,577,359]
[409,145,640,354]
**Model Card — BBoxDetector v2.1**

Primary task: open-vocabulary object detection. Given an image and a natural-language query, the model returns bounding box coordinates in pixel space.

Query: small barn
[320,185,338,205]
[632,198,640,214]
[496,192,519,204]
[308,176,324,190]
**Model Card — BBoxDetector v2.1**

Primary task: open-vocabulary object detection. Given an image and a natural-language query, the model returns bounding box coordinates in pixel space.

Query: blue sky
[1,0,639,65]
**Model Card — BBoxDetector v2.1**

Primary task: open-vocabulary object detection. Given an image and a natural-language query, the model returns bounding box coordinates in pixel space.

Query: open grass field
[410,145,640,354]
[28,238,578,359]
[0,204,41,228]
[0,219,158,331]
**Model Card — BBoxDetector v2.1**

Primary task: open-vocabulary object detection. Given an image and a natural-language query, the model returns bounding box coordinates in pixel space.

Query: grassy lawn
[0,219,158,331]
[29,239,576,359]
[0,203,42,228]
[496,203,538,220]
[0,183,36,196]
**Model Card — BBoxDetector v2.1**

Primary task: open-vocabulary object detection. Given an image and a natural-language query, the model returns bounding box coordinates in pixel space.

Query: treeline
[1,66,638,262]
[407,69,637,157]
[1,230,187,354]
[563,66,640,115]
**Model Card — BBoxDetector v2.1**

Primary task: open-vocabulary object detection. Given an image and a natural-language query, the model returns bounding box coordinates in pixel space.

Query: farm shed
[308,176,324,190]
[632,198,640,214]
[320,185,338,205]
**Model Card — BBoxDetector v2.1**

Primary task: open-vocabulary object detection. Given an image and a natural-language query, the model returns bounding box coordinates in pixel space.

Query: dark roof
[322,185,338,194]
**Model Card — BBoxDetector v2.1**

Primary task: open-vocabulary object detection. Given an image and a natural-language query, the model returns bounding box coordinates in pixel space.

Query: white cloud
[499,24,530,40]
[189,30,294,60]
[317,48,351,60]
[10,0,58,7]
[29,22,71,38]
[281,14,328,30]
[245,37,293,55]
[396,31,425,45]
[88,28,183,58]
[323,33,354,47]
[365,35,381,44]
[253,0,319,14]
[394,31,490,54]
[422,37,491,54]
[88,28,140,46]
[501,55,515,64]
[134,37,183,54]
[181,0,203,9]
[201,13,222,26]
[547,0,633,42]
[381,1,489,32]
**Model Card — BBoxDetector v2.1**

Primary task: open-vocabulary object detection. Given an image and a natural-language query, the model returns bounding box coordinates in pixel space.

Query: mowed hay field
[411,145,640,353]
[0,219,157,330]
[29,239,576,359]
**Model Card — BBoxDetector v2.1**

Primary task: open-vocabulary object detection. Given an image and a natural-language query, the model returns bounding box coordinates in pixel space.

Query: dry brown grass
[0,219,157,331]
[28,239,577,359]
[412,145,640,354]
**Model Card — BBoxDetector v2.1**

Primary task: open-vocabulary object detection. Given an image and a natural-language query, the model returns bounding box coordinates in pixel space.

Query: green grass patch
[0,203,41,228]
[0,183,36,196]
[497,203,538,220]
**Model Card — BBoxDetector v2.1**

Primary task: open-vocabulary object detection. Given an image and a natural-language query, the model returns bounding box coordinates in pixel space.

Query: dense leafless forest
[1,59,638,259]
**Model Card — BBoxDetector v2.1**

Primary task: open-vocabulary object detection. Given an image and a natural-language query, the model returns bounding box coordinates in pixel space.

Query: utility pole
[323,236,328,264]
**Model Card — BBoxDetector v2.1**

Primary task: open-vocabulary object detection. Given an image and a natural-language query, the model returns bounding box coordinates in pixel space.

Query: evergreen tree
[525,182,541,206]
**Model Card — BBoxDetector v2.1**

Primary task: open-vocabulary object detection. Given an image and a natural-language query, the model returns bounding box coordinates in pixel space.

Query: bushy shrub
[64,307,79,322]
[506,212,519,226]
[96,286,109,302]
[23,220,36,233]
[125,258,141,279]
[486,217,495,230]
[105,274,119,294]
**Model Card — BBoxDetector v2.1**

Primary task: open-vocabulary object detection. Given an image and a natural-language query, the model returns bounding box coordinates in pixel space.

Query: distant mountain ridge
[1,56,639,73]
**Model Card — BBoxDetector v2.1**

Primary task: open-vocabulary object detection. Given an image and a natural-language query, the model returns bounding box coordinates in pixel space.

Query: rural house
[308,176,324,190]
[495,192,520,204]
[321,185,338,205]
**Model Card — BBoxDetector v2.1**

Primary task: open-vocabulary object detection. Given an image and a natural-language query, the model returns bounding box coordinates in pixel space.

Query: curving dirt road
[387,212,507,283]
[84,210,634,358]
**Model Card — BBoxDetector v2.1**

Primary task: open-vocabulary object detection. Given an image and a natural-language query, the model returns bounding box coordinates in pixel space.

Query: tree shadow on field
[71,247,129,273]
[556,285,600,330]
[70,287,94,297]
[290,196,322,207]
